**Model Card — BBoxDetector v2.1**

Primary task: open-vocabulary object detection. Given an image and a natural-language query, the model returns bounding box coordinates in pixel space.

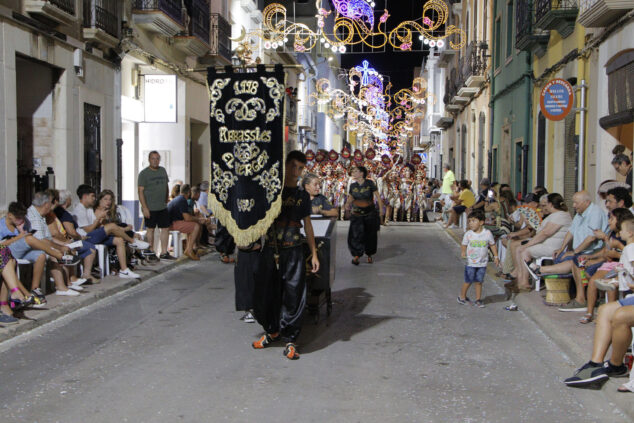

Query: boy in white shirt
[458,209,499,307]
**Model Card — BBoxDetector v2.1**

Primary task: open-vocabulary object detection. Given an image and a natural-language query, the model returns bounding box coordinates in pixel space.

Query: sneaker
[30,295,47,309]
[159,253,177,260]
[61,254,81,265]
[55,289,79,296]
[118,268,141,279]
[31,288,47,304]
[242,311,255,323]
[68,285,84,291]
[71,278,88,287]
[130,240,150,250]
[0,312,19,325]
[283,343,300,360]
[252,333,280,349]
[558,300,587,312]
[474,299,485,308]
[524,261,540,282]
[602,360,629,378]
[457,296,471,305]
[565,361,606,387]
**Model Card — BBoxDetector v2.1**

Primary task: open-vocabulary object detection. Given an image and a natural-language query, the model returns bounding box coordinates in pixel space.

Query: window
[506,1,514,58]
[495,18,501,68]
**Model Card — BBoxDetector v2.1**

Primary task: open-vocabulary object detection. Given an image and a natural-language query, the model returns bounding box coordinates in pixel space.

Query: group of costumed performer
[305,147,428,223]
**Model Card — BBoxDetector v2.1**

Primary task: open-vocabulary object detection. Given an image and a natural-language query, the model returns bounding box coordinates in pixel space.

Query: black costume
[214,222,236,255]
[234,243,260,312]
[347,179,379,257]
[311,194,334,212]
[253,186,311,342]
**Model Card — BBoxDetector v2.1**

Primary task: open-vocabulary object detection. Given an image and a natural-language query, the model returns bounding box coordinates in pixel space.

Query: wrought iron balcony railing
[133,0,182,25]
[460,41,488,83]
[516,0,550,55]
[83,0,119,38]
[188,0,210,44]
[211,13,232,62]
[50,0,75,15]
[535,0,578,22]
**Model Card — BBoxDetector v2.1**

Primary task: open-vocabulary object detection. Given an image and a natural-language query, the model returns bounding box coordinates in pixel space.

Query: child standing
[458,209,499,307]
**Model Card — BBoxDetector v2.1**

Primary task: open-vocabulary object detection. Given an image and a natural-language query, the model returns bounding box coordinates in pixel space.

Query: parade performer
[252,151,319,360]
[333,163,348,220]
[302,173,339,218]
[386,171,401,223]
[414,173,427,222]
[345,165,385,265]
[400,165,415,222]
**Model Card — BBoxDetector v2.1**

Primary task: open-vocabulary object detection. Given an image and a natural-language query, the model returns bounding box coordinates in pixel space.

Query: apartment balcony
[298,105,317,131]
[535,0,579,38]
[578,0,634,27]
[516,0,550,57]
[435,116,454,130]
[174,0,210,56]
[132,0,184,37]
[83,0,120,49]
[25,0,77,26]
[438,47,457,69]
[461,41,488,89]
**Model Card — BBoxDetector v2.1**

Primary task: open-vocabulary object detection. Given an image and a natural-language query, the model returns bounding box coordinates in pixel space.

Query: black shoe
[159,253,177,260]
[564,361,608,387]
[603,360,629,377]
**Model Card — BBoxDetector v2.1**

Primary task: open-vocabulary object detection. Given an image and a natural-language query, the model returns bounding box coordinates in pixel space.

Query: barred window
[607,50,634,116]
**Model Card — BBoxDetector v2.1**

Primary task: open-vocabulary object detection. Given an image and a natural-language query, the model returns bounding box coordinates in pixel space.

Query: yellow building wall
[531,24,587,193]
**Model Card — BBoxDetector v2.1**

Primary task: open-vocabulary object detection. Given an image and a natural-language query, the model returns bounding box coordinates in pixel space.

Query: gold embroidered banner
[207,65,286,246]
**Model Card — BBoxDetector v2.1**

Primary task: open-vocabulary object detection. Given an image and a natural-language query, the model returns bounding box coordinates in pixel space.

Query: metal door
[84,103,102,192]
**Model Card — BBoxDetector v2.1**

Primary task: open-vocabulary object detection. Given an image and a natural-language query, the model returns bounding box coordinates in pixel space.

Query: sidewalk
[444,224,634,418]
[0,251,216,343]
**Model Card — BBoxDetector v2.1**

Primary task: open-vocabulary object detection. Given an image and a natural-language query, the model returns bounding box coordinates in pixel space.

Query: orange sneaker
[283,343,300,360]
[252,333,280,349]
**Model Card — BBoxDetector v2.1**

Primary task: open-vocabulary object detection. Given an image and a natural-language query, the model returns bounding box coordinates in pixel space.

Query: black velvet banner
[207,65,286,246]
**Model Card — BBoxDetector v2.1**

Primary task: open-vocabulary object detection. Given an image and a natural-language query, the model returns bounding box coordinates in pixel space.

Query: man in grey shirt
[138,151,174,260]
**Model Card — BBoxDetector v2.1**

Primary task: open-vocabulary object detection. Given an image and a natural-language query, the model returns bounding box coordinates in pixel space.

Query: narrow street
[0,223,627,423]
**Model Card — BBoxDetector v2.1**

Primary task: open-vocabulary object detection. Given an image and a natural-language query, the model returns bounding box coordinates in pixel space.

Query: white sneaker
[69,285,84,291]
[118,268,141,279]
[55,289,79,296]
[72,278,88,287]
[130,240,150,250]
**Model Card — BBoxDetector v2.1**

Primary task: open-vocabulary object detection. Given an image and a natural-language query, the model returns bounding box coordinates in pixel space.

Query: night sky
[339,0,431,95]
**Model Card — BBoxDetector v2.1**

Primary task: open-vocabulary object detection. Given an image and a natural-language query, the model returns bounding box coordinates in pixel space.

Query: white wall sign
[144,75,177,123]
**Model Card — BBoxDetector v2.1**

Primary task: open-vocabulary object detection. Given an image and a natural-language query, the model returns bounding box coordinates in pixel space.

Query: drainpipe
[578,79,587,190]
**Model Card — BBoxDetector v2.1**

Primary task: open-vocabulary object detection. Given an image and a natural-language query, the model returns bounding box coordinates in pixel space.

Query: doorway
[461,124,467,180]
[515,139,523,196]
[563,114,579,209]
[84,103,102,192]
[15,55,61,206]
[500,125,511,185]
[478,113,486,184]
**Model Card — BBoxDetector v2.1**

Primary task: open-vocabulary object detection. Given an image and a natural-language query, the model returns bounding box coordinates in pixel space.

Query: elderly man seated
[526,191,609,310]
[72,184,149,278]
[168,184,204,261]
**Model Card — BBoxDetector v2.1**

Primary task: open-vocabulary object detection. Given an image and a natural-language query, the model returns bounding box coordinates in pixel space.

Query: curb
[442,225,634,419]
[0,253,211,343]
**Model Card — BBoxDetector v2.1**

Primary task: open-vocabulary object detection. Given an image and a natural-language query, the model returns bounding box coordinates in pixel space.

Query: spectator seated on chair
[444,180,475,229]
[527,191,608,309]
[189,185,215,248]
[71,184,148,279]
[26,192,84,297]
[564,219,634,389]
[508,193,572,293]
[579,208,632,324]
[0,201,63,305]
[0,245,33,324]
[167,184,202,261]
[47,189,97,287]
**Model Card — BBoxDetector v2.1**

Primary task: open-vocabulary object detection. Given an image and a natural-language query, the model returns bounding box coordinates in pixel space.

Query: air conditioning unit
[240,0,255,13]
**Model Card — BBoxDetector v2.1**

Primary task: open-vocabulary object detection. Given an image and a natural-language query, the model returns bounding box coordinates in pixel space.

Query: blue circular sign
[540,78,574,121]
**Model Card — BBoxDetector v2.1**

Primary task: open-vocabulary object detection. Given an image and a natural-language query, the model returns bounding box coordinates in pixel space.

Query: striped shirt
[26,205,52,240]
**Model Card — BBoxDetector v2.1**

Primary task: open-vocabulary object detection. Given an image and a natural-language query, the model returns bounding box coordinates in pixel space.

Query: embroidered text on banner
[207,64,286,246]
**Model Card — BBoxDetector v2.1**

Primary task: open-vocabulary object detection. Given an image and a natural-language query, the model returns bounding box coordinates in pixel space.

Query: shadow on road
[372,244,407,263]
[300,287,396,354]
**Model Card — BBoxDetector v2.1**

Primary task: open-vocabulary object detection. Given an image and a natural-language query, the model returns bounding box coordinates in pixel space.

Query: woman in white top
[510,193,572,290]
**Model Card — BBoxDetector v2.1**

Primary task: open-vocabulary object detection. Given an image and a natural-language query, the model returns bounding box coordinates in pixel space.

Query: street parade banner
[207,65,286,246]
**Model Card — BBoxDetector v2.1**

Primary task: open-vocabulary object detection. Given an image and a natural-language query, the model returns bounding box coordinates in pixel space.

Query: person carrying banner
[345,165,385,265]
[252,151,320,360]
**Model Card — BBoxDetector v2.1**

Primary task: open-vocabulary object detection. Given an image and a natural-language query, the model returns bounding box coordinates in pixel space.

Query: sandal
[367,256,373,264]
[351,256,360,266]
[220,254,235,264]
[252,332,280,349]
[283,343,300,360]
[579,313,593,324]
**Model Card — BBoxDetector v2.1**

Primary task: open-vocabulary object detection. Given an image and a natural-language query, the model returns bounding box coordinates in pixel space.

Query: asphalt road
[0,222,628,423]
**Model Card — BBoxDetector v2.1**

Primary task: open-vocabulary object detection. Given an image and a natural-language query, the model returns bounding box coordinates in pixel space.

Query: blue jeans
[464,266,486,283]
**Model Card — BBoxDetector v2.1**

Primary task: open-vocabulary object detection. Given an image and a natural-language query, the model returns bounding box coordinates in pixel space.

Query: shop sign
[540,78,574,121]
[144,75,177,123]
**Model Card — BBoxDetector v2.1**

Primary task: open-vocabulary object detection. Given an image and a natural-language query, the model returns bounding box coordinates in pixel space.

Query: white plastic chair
[95,244,110,279]
[459,213,467,231]
[169,230,182,258]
